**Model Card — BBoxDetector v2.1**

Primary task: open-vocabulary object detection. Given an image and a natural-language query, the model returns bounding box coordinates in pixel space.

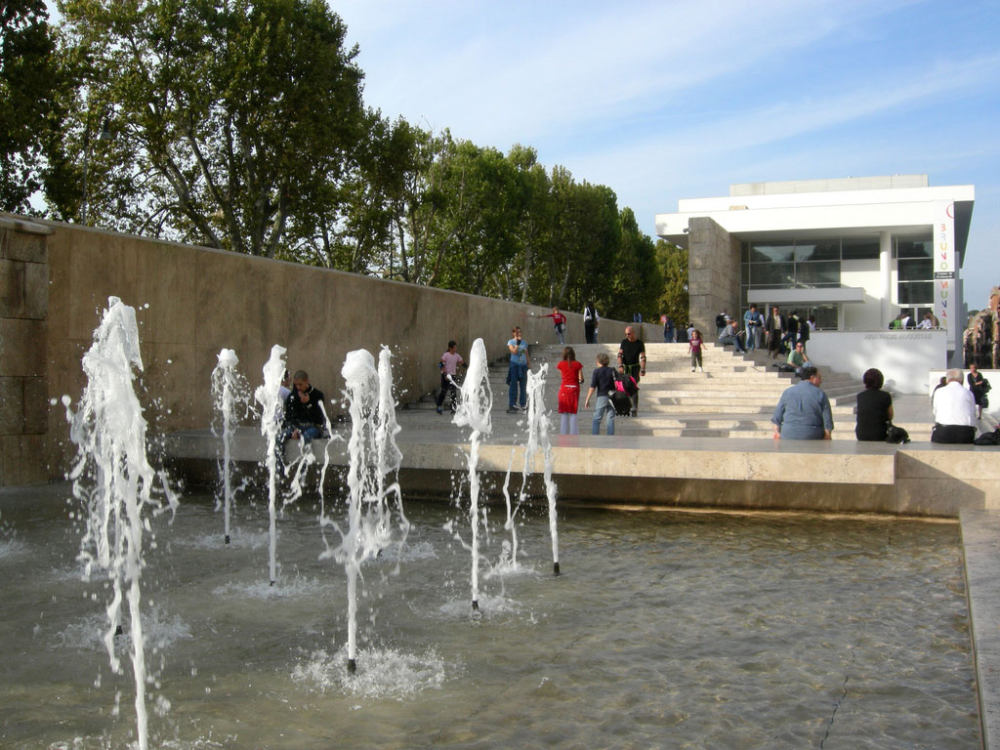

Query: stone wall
[687,216,740,336]
[0,218,52,485]
[0,213,617,486]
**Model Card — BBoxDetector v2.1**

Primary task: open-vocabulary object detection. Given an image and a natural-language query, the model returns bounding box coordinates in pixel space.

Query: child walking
[435,340,466,413]
[584,352,617,435]
[689,329,704,372]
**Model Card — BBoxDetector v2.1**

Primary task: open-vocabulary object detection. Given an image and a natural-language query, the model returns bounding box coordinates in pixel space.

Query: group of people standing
[496,322,645,436]
[560,325,646,436]
[761,306,813,358]
[708,305,814,361]
[437,309,995,447]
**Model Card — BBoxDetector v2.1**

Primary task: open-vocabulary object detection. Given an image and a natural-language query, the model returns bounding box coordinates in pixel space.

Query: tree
[55,0,367,256]
[505,144,551,303]
[543,169,621,313]
[0,1,66,213]
[292,111,407,273]
[382,122,447,285]
[607,207,662,321]
[655,239,689,323]
[418,136,521,297]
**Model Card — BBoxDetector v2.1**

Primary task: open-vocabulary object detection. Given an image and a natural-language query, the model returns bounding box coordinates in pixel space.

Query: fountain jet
[66,296,178,750]
[452,338,493,611]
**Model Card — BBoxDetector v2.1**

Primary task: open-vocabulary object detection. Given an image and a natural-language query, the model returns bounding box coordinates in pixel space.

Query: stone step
[639,427,928,440]
[651,396,855,411]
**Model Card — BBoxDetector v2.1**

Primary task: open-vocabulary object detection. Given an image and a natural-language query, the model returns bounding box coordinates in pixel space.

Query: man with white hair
[931,369,977,444]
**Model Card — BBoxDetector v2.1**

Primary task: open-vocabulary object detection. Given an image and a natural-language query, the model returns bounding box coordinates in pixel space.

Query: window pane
[750,262,794,285]
[795,241,839,262]
[897,238,932,258]
[842,237,880,260]
[810,305,838,329]
[749,242,794,263]
[898,258,932,281]
[741,242,750,263]
[898,281,933,304]
[796,261,841,285]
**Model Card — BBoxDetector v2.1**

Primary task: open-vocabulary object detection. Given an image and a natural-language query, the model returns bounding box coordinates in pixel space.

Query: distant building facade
[655,175,975,363]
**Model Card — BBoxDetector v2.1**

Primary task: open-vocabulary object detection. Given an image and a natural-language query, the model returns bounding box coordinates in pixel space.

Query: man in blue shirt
[506,326,531,413]
[743,304,763,351]
[771,366,833,440]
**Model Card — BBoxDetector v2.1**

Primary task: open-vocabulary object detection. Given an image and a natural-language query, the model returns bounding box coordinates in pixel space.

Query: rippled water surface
[0,486,979,749]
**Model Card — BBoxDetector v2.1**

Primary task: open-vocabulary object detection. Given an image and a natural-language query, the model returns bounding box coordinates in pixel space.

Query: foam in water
[292,645,448,699]
[210,348,251,545]
[253,344,287,585]
[64,296,178,750]
[213,575,334,600]
[451,338,492,611]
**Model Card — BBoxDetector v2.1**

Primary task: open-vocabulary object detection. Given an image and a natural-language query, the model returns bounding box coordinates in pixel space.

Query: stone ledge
[164,427,897,485]
[0,215,54,237]
[960,510,1000,750]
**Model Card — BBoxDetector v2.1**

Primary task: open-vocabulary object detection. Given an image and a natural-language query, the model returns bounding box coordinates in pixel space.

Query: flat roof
[655,179,975,263]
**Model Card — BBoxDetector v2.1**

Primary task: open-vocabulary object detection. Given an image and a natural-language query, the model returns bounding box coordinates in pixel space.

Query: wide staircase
[414,340,927,440]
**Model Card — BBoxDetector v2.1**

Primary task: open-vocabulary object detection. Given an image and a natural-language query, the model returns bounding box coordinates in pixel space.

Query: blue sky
[336,0,999,310]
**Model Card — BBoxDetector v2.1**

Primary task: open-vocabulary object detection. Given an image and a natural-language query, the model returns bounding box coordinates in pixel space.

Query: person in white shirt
[931,369,977,443]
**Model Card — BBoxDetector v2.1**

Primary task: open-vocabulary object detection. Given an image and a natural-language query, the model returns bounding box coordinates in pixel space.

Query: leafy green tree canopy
[56,0,367,256]
[1,1,64,213]
[655,239,689,323]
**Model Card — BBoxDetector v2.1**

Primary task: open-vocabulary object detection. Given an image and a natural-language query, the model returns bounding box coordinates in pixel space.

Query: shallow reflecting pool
[0,486,979,749]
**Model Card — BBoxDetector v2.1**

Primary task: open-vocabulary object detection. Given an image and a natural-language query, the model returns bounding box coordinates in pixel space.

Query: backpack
[608,371,633,414]
[715,314,726,329]
[974,428,1000,446]
[610,389,632,415]
[885,423,910,444]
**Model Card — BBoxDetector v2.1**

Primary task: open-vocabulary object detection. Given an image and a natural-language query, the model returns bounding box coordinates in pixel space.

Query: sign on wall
[933,201,956,338]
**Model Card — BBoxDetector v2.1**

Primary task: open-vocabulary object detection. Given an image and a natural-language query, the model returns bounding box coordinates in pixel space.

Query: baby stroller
[611,370,638,416]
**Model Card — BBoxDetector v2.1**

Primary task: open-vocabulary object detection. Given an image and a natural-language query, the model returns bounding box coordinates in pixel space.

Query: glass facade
[740,232,934,327]
[895,238,933,305]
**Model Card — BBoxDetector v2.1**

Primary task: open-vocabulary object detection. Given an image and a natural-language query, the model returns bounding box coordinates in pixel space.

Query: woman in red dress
[556,346,584,434]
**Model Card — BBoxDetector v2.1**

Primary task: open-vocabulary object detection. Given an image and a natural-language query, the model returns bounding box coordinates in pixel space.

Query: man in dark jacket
[617,325,647,416]
[283,370,327,443]
[766,306,786,358]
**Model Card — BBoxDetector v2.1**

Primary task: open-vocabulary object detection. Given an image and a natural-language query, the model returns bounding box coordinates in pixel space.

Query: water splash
[452,338,492,611]
[332,346,407,673]
[211,348,251,545]
[521,365,560,575]
[499,447,521,570]
[253,345,286,585]
[64,296,178,750]
[292,645,447,699]
[316,400,340,521]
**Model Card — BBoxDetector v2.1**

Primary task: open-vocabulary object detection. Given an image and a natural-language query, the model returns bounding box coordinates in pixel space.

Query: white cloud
[338,0,918,147]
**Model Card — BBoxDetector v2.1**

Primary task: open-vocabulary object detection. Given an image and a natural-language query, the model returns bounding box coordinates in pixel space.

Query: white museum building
[655,175,976,393]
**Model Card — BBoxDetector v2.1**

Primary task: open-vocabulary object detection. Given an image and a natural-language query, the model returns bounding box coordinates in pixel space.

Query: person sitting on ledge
[282,370,327,443]
[718,319,746,352]
[786,341,811,379]
[855,367,893,441]
[771,366,833,440]
[931,369,977,444]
